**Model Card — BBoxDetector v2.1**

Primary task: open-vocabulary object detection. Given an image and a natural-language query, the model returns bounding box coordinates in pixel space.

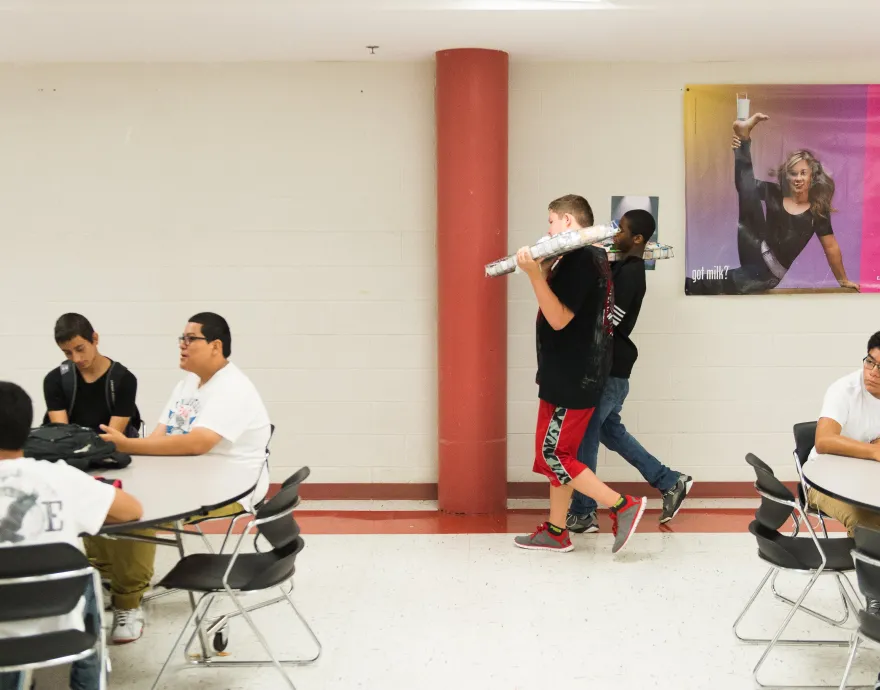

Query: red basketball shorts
[532,400,594,487]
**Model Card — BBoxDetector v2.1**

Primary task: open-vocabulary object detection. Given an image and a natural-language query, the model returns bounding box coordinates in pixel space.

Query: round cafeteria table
[94,453,262,535]
[802,452,880,514]
[91,453,263,659]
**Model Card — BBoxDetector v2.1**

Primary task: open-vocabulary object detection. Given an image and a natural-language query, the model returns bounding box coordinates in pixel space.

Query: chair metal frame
[143,424,275,611]
[0,564,108,690]
[733,476,863,689]
[760,424,855,630]
[838,548,880,690]
[150,491,321,690]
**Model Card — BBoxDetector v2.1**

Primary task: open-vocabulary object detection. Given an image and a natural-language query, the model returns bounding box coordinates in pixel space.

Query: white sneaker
[111,607,144,644]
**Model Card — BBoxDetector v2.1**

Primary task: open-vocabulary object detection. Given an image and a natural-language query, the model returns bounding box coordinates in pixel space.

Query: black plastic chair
[763,422,851,626]
[150,466,320,690]
[0,543,107,690]
[793,421,833,536]
[190,423,277,554]
[839,526,880,689]
[733,453,861,688]
[143,424,277,619]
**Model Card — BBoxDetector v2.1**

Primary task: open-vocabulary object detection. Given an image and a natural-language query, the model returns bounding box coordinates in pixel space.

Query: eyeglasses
[863,356,880,372]
[178,335,208,347]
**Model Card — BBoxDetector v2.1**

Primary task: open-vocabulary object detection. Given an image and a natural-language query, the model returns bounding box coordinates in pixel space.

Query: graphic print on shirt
[0,471,64,544]
[166,397,202,435]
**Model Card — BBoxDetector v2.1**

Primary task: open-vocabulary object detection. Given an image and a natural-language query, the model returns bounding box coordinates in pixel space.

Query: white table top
[802,453,880,513]
[94,454,262,533]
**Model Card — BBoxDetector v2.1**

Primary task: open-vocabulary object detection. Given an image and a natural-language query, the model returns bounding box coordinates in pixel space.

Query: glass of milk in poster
[736,92,750,120]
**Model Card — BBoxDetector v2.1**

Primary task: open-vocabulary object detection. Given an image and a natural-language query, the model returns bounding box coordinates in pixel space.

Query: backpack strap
[105,360,119,411]
[58,361,77,416]
[104,361,142,437]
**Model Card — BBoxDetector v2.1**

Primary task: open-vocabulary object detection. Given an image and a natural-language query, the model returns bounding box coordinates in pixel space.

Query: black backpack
[23,423,132,472]
[42,360,142,438]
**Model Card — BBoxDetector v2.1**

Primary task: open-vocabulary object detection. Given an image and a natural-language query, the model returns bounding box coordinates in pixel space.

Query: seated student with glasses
[84,312,272,645]
[807,332,880,543]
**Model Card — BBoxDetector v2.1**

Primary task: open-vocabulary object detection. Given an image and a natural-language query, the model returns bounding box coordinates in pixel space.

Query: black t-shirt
[43,362,138,432]
[536,246,614,410]
[610,256,647,379]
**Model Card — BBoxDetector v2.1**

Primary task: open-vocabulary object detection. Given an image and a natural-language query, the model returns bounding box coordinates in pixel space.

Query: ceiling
[0,0,877,63]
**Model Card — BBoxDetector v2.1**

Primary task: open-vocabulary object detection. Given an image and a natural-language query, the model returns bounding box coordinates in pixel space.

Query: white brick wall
[2,60,879,486]
[0,63,436,484]
[508,61,880,483]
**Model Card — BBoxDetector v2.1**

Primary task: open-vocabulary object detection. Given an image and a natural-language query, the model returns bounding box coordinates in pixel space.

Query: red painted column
[436,48,508,514]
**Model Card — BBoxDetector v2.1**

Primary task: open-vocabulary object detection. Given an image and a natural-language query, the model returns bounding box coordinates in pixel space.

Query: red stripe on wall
[271,481,782,502]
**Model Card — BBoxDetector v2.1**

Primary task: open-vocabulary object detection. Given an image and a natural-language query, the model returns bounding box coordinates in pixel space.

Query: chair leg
[281,583,322,664]
[182,593,220,662]
[202,581,294,635]
[227,589,298,690]
[150,593,213,690]
[735,566,852,647]
[734,566,776,644]
[838,633,861,690]
[770,569,850,627]
[838,574,865,614]
[753,567,851,689]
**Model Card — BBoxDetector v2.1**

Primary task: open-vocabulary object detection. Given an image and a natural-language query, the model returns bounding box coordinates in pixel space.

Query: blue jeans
[0,579,101,690]
[570,376,678,516]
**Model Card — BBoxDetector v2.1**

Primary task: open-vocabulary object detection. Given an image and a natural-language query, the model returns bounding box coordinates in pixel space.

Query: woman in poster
[685,113,859,294]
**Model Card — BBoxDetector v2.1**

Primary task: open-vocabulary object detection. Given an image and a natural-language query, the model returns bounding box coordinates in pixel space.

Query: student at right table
[808,331,880,540]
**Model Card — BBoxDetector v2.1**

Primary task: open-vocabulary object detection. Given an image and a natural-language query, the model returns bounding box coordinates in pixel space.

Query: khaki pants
[807,488,880,538]
[84,502,245,610]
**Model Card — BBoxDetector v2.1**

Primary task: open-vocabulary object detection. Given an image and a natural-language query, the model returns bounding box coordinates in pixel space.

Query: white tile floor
[43,530,878,690]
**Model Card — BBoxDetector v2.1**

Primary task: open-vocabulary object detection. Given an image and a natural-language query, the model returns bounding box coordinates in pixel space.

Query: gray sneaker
[610,496,646,554]
[566,511,599,534]
[514,523,574,552]
[660,474,694,524]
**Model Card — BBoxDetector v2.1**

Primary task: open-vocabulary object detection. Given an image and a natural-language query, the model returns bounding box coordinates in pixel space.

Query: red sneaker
[609,496,646,554]
[514,523,574,552]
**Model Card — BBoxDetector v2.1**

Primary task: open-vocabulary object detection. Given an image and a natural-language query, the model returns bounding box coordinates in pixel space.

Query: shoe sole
[659,478,694,524]
[612,498,646,554]
[112,634,142,645]
[513,540,574,553]
[567,524,599,534]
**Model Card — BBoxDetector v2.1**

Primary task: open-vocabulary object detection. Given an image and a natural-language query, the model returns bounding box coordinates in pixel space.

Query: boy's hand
[516,247,545,280]
[99,424,129,451]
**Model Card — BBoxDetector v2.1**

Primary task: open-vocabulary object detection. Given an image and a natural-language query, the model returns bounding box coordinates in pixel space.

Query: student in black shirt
[513,195,647,555]
[43,313,141,437]
[568,210,693,534]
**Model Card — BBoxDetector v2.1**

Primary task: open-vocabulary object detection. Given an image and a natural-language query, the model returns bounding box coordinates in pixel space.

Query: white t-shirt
[159,361,271,509]
[0,457,115,639]
[808,369,880,461]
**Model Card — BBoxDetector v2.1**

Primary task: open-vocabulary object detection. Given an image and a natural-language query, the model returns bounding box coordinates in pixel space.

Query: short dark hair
[622,209,656,243]
[54,313,95,345]
[548,194,594,228]
[0,382,34,451]
[189,312,232,358]
[868,332,880,353]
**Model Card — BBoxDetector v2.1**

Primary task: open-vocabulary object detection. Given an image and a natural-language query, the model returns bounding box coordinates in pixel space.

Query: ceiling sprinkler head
[367,45,379,54]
